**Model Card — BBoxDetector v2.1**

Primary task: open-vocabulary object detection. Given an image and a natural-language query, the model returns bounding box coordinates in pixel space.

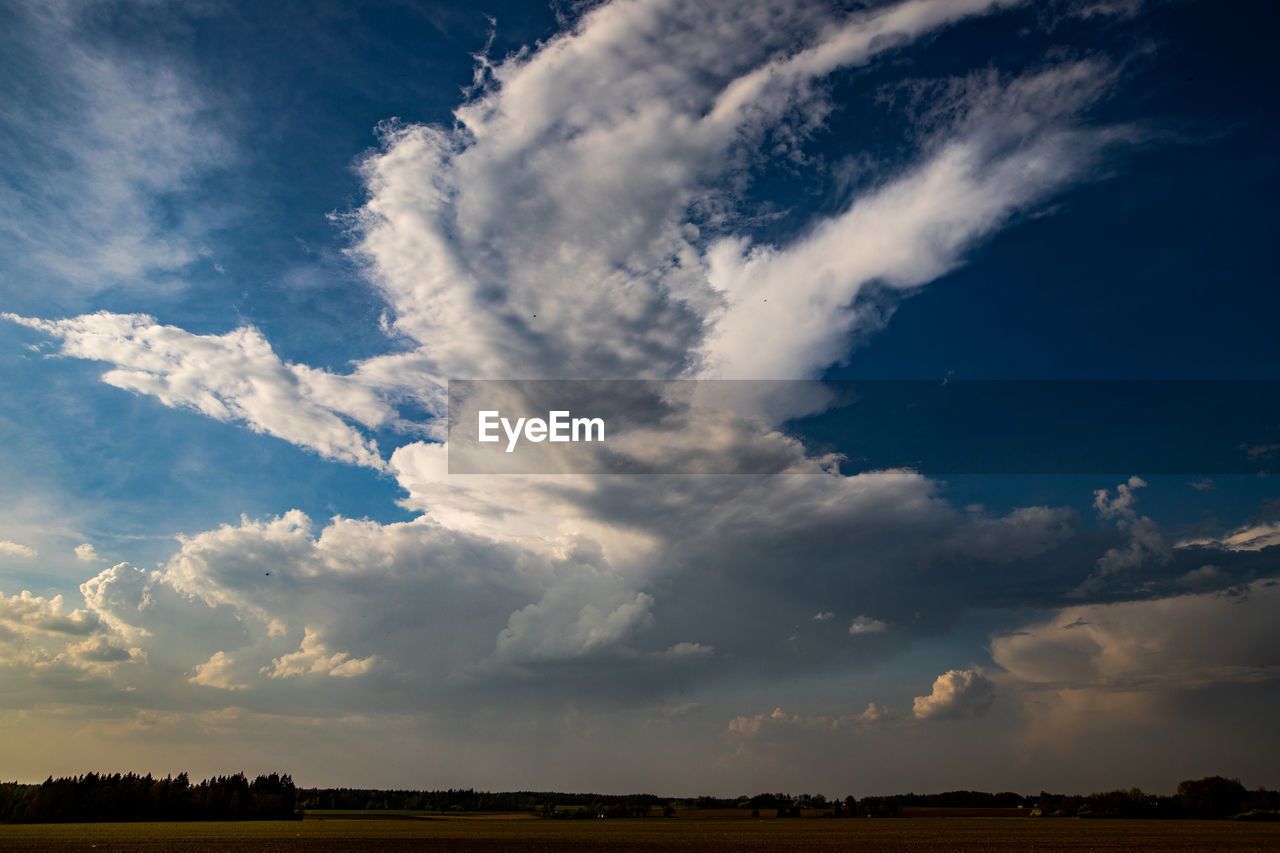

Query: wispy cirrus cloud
[0,0,231,296]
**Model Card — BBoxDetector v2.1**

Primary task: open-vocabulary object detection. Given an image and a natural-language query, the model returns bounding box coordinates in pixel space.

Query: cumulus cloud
[4,312,392,468]
[0,459,1087,718]
[0,541,37,559]
[0,590,101,636]
[912,669,996,720]
[79,562,156,644]
[188,651,247,690]
[74,543,104,562]
[262,628,378,679]
[1070,476,1169,597]
[0,586,142,680]
[1094,475,1147,520]
[493,586,656,666]
[727,702,897,738]
[729,707,798,737]
[849,615,889,635]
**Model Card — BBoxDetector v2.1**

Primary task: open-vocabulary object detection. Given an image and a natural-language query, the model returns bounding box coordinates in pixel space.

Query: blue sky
[1,0,1278,795]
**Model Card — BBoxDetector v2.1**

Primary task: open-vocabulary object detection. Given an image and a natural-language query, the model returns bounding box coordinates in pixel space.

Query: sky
[1,0,1278,797]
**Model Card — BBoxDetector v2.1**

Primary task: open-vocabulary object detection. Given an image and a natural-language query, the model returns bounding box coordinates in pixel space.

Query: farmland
[1,813,1279,852]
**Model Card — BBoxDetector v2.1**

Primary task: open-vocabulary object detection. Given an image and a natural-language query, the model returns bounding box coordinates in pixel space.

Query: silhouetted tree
[1178,776,1248,819]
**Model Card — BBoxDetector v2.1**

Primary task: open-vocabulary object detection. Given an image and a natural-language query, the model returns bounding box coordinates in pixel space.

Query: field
[2,814,1280,852]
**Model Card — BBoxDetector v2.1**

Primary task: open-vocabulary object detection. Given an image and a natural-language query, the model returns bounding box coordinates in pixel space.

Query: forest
[2,773,1276,823]
[0,773,296,823]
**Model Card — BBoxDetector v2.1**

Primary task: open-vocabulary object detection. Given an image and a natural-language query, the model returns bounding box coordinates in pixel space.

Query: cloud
[0,458,1086,719]
[188,651,247,690]
[0,590,101,636]
[0,541,37,559]
[727,702,898,738]
[849,615,889,635]
[0,0,1166,756]
[728,707,798,737]
[0,1,1136,704]
[78,562,156,644]
[70,635,137,664]
[74,543,104,563]
[0,586,141,680]
[4,312,392,469]
[1177,521,1280,553]
[1093,475,1147,520]
[0,1,231,294]
[492,587,656,666]
[663,641,714,658]
[1178,565,1221,588]
[992,578,1280,693]
[1070,476,1169,597]
[262,628,378,679]
[344,0,1122,399]
[912,669,996,720]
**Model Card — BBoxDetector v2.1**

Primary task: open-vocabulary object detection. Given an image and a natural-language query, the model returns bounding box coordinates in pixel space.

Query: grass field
[1,815,1280,852]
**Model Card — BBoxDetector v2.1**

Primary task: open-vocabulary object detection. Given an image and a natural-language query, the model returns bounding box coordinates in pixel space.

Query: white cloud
[74,543,103,562]
[0,590,101,636]
[849,614,889,635]
[912,669,995,720]
[262,628,378,679]
[813,611,834,621]
[188,651,247,690]
[4,312,392,469]
[0,541,37,559]
[0,586,142,679]
[493,586,656,665]
[78,562,156,643]
[345,0,1120,399]
[702,62,1121,379]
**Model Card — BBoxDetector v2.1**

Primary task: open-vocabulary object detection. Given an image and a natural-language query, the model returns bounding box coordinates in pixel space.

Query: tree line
[2,773,1276,823]
[0,772,296,823]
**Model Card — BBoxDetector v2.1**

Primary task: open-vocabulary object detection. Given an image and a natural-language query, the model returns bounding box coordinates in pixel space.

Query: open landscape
[3,2,1277,850]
